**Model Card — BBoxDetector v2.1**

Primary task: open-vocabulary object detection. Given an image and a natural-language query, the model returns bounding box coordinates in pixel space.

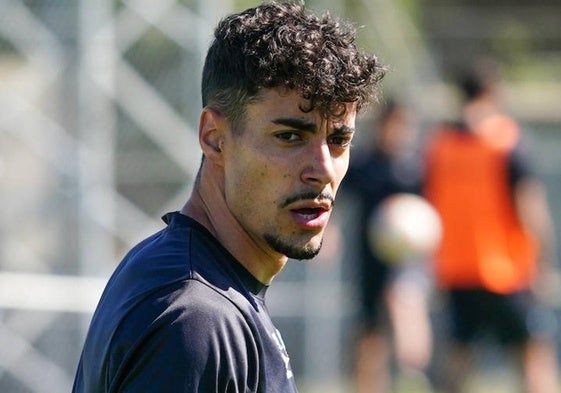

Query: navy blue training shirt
[73,212,298,393]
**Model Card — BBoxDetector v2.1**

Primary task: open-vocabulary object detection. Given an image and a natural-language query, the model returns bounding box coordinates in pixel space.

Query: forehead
[246,88,357,126]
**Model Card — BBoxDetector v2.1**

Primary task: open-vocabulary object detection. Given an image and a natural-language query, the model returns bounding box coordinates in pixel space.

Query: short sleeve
[507,143,533,189]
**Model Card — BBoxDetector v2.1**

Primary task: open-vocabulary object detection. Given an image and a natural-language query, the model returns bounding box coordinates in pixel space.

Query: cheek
[225,163,285,233]
[224,141,296,206]
[242,160,272,187]
[339,154,350,175]
[226,158,275,205]
[333,155,350,189]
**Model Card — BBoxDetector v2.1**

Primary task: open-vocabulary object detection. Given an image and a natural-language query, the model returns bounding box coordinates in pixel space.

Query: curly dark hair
[201,1,386,129]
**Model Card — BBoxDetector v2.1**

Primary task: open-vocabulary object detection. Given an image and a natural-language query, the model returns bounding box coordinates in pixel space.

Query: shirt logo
[271,329,293,380]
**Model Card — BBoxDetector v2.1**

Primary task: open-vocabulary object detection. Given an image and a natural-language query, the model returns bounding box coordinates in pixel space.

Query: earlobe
[199,107,225,163]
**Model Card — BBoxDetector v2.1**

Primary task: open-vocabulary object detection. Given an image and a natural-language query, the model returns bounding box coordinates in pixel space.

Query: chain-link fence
[1,1,560,392]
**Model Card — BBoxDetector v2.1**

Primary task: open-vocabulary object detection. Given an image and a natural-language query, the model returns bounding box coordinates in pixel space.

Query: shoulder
[158,279,255,330]
[78,215,265,392]
[476,114,520,152]
[107,213,241,305]
[106,280,260,392]
[123,279,258,355]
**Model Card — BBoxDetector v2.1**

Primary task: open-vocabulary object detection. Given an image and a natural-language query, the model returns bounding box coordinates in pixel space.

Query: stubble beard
[264,234,322,260]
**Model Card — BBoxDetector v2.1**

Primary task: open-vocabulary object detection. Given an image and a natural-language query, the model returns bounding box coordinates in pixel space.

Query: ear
[199,107,226,165]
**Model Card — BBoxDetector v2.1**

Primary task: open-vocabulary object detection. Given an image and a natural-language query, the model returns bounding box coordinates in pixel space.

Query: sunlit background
[0,1,560,392]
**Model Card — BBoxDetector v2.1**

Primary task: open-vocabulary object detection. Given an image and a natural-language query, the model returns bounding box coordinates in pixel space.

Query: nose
[301,141,337,187]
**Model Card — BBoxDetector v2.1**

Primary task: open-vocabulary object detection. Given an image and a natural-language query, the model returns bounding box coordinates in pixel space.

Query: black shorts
[447,289,556,346]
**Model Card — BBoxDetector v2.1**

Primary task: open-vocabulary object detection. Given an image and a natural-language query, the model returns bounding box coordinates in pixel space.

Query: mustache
[280,191,334,209]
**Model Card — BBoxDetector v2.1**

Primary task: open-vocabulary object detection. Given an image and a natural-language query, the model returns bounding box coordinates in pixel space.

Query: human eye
[328,133,353,148]
[274,131,303,143]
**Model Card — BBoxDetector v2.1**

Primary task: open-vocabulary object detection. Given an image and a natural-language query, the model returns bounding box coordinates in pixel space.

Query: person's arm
[515,178,558,272]
[510,148,559,299]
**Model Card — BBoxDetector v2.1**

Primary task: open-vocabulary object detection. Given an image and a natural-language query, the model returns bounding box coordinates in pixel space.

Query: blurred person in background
[343,100,434,393]
[424,58,559,393]
[72,2,386,392]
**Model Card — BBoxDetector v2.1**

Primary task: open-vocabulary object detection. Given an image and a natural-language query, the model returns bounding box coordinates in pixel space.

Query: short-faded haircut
[201,1,386,131]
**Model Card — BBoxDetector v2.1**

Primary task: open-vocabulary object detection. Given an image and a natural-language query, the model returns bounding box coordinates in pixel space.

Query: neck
[180,162,288,284]
[463,94,500,130]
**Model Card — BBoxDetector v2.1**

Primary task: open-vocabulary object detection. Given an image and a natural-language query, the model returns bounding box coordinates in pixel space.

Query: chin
[265,234,323,260]
[289,244,321,260]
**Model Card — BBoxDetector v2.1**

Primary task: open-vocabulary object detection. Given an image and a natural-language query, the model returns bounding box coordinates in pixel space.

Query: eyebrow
[272,118,355,135]
[272,118,317,132]
[332,125,355,135]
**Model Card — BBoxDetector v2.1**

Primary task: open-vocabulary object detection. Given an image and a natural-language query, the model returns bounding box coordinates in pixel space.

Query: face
[222,89,356,260]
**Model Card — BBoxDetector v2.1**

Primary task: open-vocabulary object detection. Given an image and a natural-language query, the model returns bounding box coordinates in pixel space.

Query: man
[343,101,432,392]
[424,60,559,393]
[72,1,385,392]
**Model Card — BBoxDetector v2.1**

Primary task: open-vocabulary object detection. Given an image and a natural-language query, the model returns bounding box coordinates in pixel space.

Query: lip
[289,201,331,229]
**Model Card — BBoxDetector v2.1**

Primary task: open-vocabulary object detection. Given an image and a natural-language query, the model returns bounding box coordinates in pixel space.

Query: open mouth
[293,208,323,219]
[284,192,333,229]
[290,207,329,228]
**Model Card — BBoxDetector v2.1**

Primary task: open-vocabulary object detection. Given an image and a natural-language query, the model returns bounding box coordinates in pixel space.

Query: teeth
[298,211,319,219]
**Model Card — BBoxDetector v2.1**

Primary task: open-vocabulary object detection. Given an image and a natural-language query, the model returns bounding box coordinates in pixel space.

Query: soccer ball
[368,193,442,266]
